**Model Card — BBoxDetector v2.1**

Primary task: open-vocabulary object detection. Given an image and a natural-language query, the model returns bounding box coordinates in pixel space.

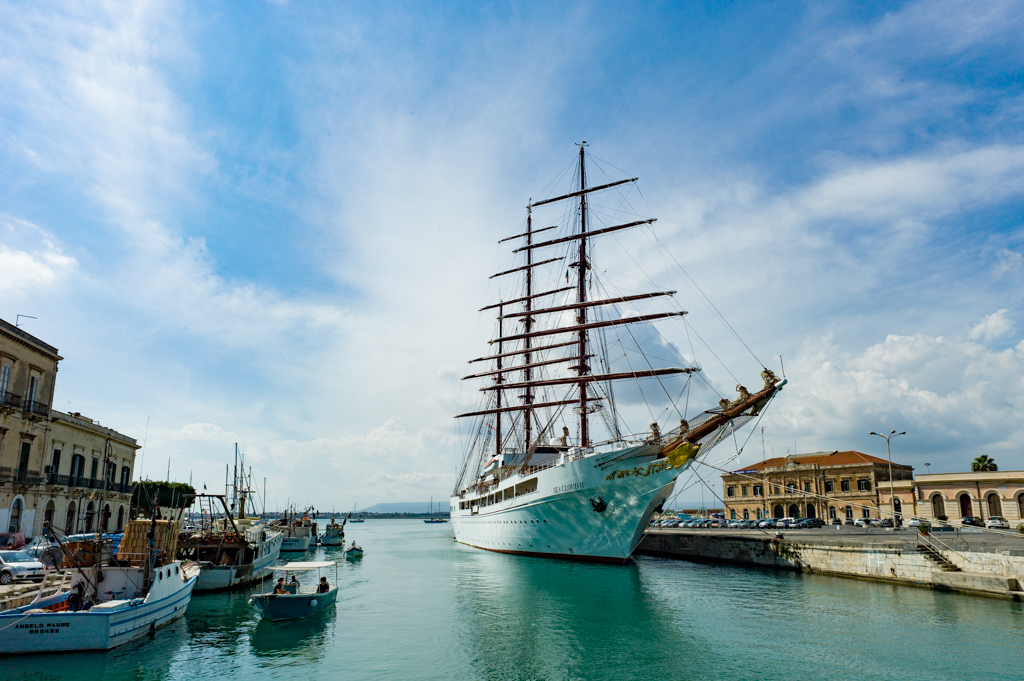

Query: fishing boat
[273,507,318,552]
[249,561,338,622]
[178,496,283,592]
[450,144,783,564]
[0,530,199,654]
[343,542,363,559]
[321,517,346,546]
[176,448,283,592]
[423,498,448,524]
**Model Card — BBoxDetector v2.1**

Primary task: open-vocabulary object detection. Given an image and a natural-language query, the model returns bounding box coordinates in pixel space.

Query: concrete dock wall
[637,530,1024,599]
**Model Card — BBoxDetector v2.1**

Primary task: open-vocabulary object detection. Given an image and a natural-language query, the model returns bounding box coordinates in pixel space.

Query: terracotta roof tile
[732,450,910,473]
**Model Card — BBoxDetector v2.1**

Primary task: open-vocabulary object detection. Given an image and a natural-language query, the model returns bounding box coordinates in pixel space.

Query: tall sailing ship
[450,144,783,564]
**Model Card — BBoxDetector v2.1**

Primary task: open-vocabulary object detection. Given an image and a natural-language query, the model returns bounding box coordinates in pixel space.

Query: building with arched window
[1,316,139,539]
[721,450,913,521]
[879,471,1024,526]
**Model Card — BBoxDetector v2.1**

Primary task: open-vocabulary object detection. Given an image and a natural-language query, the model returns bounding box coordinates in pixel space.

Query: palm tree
[971,455,998,472]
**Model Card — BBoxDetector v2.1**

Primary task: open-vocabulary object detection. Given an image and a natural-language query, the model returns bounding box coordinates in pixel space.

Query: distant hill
[358,502,448,514]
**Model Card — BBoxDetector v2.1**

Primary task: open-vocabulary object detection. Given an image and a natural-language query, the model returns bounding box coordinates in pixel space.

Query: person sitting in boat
[349,541,358,550]
[272,578,287,595]
[317,577,330,593]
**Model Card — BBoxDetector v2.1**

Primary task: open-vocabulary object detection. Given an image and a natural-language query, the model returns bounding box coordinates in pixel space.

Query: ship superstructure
[451,145,782,563]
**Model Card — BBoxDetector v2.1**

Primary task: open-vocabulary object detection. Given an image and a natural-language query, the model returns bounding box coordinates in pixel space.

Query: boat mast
[495,302,503,462]
[524,209,534,452]
[577,143,590,447]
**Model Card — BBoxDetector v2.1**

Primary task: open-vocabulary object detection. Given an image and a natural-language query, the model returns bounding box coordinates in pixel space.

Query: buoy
[310,599,317,607]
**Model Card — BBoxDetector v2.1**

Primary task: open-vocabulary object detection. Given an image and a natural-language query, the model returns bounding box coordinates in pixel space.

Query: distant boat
[423,497,448,524]
[348,503,364,523]
[321,516,346,546]
[249,561,338,622]
[272,506,318,551]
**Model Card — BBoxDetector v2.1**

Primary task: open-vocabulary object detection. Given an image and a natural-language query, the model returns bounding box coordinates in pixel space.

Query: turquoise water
[5,520,1024,680]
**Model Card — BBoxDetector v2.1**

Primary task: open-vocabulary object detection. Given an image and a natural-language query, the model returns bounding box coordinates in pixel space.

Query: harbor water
[6,520,1024,681]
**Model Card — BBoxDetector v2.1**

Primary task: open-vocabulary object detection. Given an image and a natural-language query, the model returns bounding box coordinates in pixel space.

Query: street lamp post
[869,430,905,526]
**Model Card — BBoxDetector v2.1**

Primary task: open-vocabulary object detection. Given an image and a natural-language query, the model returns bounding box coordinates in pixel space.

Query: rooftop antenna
[15,314,37,327]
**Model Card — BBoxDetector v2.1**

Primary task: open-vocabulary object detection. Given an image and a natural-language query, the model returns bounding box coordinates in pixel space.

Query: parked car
[868,518,881,527]
[735,520,752,529]
[0,533,27,550]
[986,516,1010,529]
[796,518,825,529]
[21,537,64,567]
[853,518,871,528]
[830,518,842,526]
[878,518,894,528]
[777,517,796,528]
[843,518,855,526]
[961,516,983,527]
[758,519,778,529]
[0,550,46,585]
[906,517,923,527]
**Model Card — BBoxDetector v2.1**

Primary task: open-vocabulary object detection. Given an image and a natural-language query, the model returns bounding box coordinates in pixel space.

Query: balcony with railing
[0,391,22,410]
[0,467,45,484]
[22,399,50,419]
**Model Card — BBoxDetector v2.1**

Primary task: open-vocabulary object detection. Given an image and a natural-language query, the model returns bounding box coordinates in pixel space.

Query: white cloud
[0,217,77,296]
[968,310,1014,342]
[761,331,1024,472]
[994,248,1023,278]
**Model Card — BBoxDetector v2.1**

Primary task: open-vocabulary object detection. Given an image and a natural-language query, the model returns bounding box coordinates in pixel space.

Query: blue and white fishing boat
[0,560,198,654]
[249,561,338,622]
[451,145,783,564]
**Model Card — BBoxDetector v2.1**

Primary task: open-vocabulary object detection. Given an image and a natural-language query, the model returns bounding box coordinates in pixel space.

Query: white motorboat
[343,542,363,559]
[0,559,198,654]
[249,561,338,622]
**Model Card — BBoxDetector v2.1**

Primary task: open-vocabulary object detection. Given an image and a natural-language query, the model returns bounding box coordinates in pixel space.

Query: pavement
[649,526,1024,553]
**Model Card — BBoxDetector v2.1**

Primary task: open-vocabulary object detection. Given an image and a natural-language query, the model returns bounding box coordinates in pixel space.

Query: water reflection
[451,549,698,680]
[249,614,333,659]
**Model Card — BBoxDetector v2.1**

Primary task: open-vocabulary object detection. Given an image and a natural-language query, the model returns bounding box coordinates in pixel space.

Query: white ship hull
[0,562,197,655]
[281,536,311,552]
[194,532,283,592]
[451,446,691,564]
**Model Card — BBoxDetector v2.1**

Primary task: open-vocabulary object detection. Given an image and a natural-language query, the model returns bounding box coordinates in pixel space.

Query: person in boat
[317,577,330,593]
[273,578,287,595]
[289,574,300,591]
[349,541,358,550]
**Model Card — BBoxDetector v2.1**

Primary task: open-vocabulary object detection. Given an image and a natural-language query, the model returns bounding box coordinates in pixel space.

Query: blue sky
[2,1,1023,508]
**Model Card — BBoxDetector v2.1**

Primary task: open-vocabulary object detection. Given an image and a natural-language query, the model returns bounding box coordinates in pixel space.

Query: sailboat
[450,144,783,564]
[424,497,448,523]
[348,503,364,523]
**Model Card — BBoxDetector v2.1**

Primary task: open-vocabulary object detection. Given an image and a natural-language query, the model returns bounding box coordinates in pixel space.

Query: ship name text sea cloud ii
[451,144,784,563]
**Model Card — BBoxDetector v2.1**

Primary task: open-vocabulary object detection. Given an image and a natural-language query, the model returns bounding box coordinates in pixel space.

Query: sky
[1,1,1023,509]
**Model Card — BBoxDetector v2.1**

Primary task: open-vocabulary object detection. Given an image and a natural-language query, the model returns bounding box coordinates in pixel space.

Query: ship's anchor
[590,496,607,513]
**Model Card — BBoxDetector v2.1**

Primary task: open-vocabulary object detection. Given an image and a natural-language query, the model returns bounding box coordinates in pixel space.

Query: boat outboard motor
[590,496,607,513]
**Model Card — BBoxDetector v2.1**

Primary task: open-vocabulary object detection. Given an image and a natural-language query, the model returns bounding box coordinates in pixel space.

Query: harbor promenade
[637,526,1024,599]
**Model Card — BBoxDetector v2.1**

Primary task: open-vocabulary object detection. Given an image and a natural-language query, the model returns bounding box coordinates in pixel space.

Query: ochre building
[878,471,1024,526]
[721,450,913,521]
[0,317,138,538]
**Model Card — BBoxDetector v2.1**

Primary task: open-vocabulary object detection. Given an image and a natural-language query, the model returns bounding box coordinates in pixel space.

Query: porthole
[175,565,179,574]
[158,571,163,581]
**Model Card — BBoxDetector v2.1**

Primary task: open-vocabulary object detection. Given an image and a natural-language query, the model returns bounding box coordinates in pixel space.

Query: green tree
[131,480,196,518]
[971,455,998,472]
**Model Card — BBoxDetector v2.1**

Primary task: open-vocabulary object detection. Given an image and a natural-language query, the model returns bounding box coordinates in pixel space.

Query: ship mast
[524,209,534,451]
[576,143,590,447]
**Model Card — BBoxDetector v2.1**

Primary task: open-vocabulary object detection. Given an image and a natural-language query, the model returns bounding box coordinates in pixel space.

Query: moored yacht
[451,145,783,564]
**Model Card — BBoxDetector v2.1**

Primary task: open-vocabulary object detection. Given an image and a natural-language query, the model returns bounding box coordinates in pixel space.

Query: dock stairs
[918,543,961,572]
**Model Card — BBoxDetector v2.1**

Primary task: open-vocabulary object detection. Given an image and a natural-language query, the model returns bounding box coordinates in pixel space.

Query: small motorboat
[249,561,338,622]
[343,542,363,559]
